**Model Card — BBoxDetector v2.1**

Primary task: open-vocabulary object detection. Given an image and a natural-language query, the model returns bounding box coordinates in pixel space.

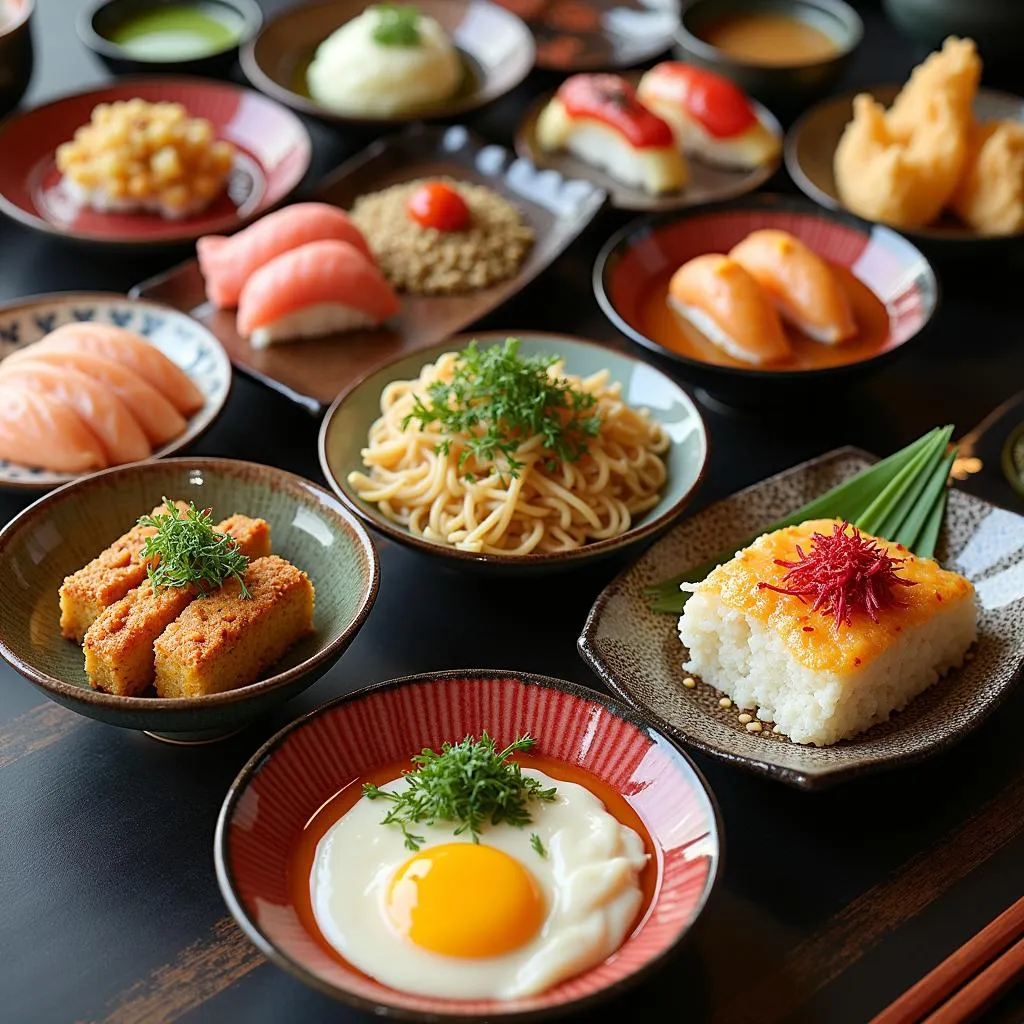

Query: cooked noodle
[347,352,670,555]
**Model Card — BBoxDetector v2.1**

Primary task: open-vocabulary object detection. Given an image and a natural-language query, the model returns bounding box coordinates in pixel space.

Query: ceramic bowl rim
[0,0,34,39]
[785,83,1024,243]
[674,0,864,70]
[239,0,536,127]
[592,192,940,382]
[317,330,710,567]
[0,75,312,248]
[214,667,724,1022]
[0,456,380,713]
[0,289,234,492]
[77,0,264,63]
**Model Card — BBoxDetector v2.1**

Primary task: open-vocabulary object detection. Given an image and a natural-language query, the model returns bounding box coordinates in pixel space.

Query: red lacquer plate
[215,670,721,1021]
[0,77,311,247]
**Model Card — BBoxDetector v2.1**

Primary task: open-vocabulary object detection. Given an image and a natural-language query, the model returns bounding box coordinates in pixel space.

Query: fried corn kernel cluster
[55,99,235,219]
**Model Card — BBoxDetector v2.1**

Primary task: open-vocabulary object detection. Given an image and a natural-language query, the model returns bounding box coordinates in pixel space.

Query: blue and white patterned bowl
[0,292,232,491]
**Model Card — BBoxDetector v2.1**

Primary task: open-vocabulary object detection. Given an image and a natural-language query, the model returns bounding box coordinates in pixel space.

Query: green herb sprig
[530,833,547,858]
[401,338,602,480]
[645,426,957,615]
[363,733,557,853]
[138,499,251,599]
[370,3,421,46]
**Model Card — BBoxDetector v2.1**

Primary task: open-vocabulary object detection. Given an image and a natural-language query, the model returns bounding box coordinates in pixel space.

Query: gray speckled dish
[0,458,379,742]
[579,447,1024,789]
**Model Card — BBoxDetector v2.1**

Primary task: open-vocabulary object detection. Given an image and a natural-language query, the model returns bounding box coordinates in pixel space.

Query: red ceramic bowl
[594,194,938,406]
[0,77,311,247]
[215,670,722,1020]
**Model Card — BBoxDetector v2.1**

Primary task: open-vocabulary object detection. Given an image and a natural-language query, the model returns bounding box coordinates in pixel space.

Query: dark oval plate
[786,84,1024,245]
[240,0,535,126]
[0,77,311,248]
[579,447,1024,789]
[132,125,607,413]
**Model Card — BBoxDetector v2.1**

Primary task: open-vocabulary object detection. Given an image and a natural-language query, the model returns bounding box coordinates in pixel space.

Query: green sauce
[106,5,242,61]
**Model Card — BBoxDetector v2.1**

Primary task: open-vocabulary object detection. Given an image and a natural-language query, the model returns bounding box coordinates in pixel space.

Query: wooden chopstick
[869,894,1024,1024]
[923,935,1024,1024]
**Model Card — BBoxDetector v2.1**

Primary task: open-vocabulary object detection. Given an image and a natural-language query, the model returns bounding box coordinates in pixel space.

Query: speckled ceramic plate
[319,331,708,573]
[0,292,232,492]
[216,669,721,1020]
[579,447,1024,789]
[0,458,379,742]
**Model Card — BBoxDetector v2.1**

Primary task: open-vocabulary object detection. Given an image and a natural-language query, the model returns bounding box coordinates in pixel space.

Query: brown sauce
[638,264,893,370]
[289,753,661,976]
[699,14,838,66]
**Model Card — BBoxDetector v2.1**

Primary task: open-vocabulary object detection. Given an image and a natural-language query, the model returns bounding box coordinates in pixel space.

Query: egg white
[310,768,648,1000]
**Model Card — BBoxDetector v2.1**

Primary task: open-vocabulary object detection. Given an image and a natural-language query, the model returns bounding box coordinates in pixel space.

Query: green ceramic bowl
[0,458,379,742]
[318,332,708,572]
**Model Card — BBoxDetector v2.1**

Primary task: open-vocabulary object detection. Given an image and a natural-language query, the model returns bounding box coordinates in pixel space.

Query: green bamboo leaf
[872,428,952,540]
[915,487,948,560]
[894,450,957,552]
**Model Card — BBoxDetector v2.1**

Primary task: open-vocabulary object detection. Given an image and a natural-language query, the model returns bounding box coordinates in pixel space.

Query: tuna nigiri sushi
[636,63,780,170]
[0,384,107,473]
[0,361,151,464]
[668,254,791,366]
[236,240,400,349]
[10,323,204,415]
[197,203,376,310]
[729,230,857,344]
[5,350,186,446]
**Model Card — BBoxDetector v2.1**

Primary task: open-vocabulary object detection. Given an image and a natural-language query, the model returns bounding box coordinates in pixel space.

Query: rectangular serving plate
[131,124,607,413]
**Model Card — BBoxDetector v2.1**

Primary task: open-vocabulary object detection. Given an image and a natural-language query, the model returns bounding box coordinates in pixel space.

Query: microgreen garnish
[138,499,251,599]
[401,338,602,480]
[363,733,557,851]
[530,833,546,858]
[370,3,421,46]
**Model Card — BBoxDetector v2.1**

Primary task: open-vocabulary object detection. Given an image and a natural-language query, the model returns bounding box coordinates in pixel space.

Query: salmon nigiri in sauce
[236,239,399,349]
[729,230,858,344]
[668,254,792,366]
[197,203,376,310]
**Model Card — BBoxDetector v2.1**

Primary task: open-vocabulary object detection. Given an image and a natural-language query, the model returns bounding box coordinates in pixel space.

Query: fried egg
[310,768,648,999]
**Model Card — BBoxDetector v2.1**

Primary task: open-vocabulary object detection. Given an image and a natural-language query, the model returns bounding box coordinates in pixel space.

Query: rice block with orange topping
[677,519,977,745]
[153,554,314,698]
[82,514,272,697]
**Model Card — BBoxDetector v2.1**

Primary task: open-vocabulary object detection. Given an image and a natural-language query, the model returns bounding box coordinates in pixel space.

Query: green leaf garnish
[138,499,251,599]
[370,3,421,46]
[645,427,957,615]
[530,833,546,858]
[363,733,557,851]
[400,338,602,481]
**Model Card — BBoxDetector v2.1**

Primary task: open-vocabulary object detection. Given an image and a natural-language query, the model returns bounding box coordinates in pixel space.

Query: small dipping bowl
[674,0,862,117]
[79,0,262,77]
[0,0,34,118]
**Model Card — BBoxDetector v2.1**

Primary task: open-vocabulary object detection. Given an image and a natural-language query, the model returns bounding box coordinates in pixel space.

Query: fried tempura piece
[949,120,1024,236]
[834,37,980,230]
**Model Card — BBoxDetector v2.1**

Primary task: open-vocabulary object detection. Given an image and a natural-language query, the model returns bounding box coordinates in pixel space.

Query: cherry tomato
[406,182,471,232]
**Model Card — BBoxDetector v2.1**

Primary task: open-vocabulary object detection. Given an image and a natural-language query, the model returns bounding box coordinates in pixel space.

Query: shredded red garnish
[757,521,917,628]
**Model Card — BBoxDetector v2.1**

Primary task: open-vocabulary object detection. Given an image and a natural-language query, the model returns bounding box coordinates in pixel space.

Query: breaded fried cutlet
[58,501,187,642]
[82,515,272,697]
[153,555,314,699]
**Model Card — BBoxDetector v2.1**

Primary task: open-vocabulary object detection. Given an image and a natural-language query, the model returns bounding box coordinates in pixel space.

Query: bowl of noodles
[318,332,708,569]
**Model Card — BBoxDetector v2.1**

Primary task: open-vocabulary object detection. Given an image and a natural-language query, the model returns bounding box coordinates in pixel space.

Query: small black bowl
[593,194,938,408]
[674,0,862,118]
[79,0,262,77]
[0,0,34,119]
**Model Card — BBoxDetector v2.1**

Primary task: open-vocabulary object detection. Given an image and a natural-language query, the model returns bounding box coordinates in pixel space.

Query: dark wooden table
[2,2,1024,1022]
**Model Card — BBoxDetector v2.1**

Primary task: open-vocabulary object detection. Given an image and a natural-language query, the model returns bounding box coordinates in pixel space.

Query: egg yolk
[386,843,545,958]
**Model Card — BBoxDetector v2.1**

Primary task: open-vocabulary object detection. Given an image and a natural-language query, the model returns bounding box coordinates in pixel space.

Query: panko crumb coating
[950,119,1024,236]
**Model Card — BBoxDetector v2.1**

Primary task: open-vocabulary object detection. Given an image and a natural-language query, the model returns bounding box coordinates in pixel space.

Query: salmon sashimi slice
[2,350,186,446]
[0,383,107,472]
[13,323,204,415]
[0,360,151,464]
[236,239,400,349]
[729,230,858,344]
[668,254,792,366]
[197,202,376,310]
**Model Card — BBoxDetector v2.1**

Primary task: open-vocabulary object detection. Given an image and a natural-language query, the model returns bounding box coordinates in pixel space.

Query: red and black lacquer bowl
[594,194,938,407]
[215,669,722,1021]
